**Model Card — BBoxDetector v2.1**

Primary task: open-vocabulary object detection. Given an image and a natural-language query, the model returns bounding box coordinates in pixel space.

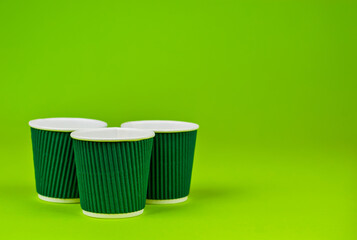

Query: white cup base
[38,194,80,203]
[146,196,188,205]
[82,209,144,219]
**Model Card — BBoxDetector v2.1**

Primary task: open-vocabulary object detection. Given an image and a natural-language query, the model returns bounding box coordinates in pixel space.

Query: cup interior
[121,120,199,133]
[71,127,155,142]
[29,118,108,132]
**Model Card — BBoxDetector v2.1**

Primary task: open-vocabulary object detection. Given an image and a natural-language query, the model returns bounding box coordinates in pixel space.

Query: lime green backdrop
[0,0,356,239]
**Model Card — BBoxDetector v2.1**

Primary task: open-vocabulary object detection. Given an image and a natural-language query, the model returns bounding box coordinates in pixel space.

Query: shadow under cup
[71,127,155,218]
[121,120,199,204]
[29,118,108,203]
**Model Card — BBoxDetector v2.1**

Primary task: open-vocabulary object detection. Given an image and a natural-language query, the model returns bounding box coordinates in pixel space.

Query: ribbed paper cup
[71,127,155,218]
[121,120,199,204]
[29,118,108,203]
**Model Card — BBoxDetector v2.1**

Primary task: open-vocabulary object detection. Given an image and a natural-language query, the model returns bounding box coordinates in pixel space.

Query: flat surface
[0,0,356,240]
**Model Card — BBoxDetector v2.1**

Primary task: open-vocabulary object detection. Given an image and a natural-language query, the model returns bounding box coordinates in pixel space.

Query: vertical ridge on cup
[31,129,78,199]
[147,131,197,200]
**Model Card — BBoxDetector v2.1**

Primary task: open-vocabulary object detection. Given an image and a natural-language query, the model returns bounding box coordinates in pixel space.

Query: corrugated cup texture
[73,139,153,214]
[31,128,79,199]
[147,130,197,200]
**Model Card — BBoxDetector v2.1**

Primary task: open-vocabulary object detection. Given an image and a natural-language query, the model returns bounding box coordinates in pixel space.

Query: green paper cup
[29,118,108,203]
[121,120,199,204]
[71,127,155,218]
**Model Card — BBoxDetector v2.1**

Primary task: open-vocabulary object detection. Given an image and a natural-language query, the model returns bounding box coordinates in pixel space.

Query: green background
[0,0,356,239]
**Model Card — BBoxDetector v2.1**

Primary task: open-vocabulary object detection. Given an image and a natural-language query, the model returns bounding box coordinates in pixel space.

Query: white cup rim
[29,118,108,132]
[71,127,155,142]
[121,120,199,133]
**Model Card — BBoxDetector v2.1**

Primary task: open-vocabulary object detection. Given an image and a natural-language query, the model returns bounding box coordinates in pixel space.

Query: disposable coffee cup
[121,120,199,204]
[71,127,155,218]
[29,118,107,203]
